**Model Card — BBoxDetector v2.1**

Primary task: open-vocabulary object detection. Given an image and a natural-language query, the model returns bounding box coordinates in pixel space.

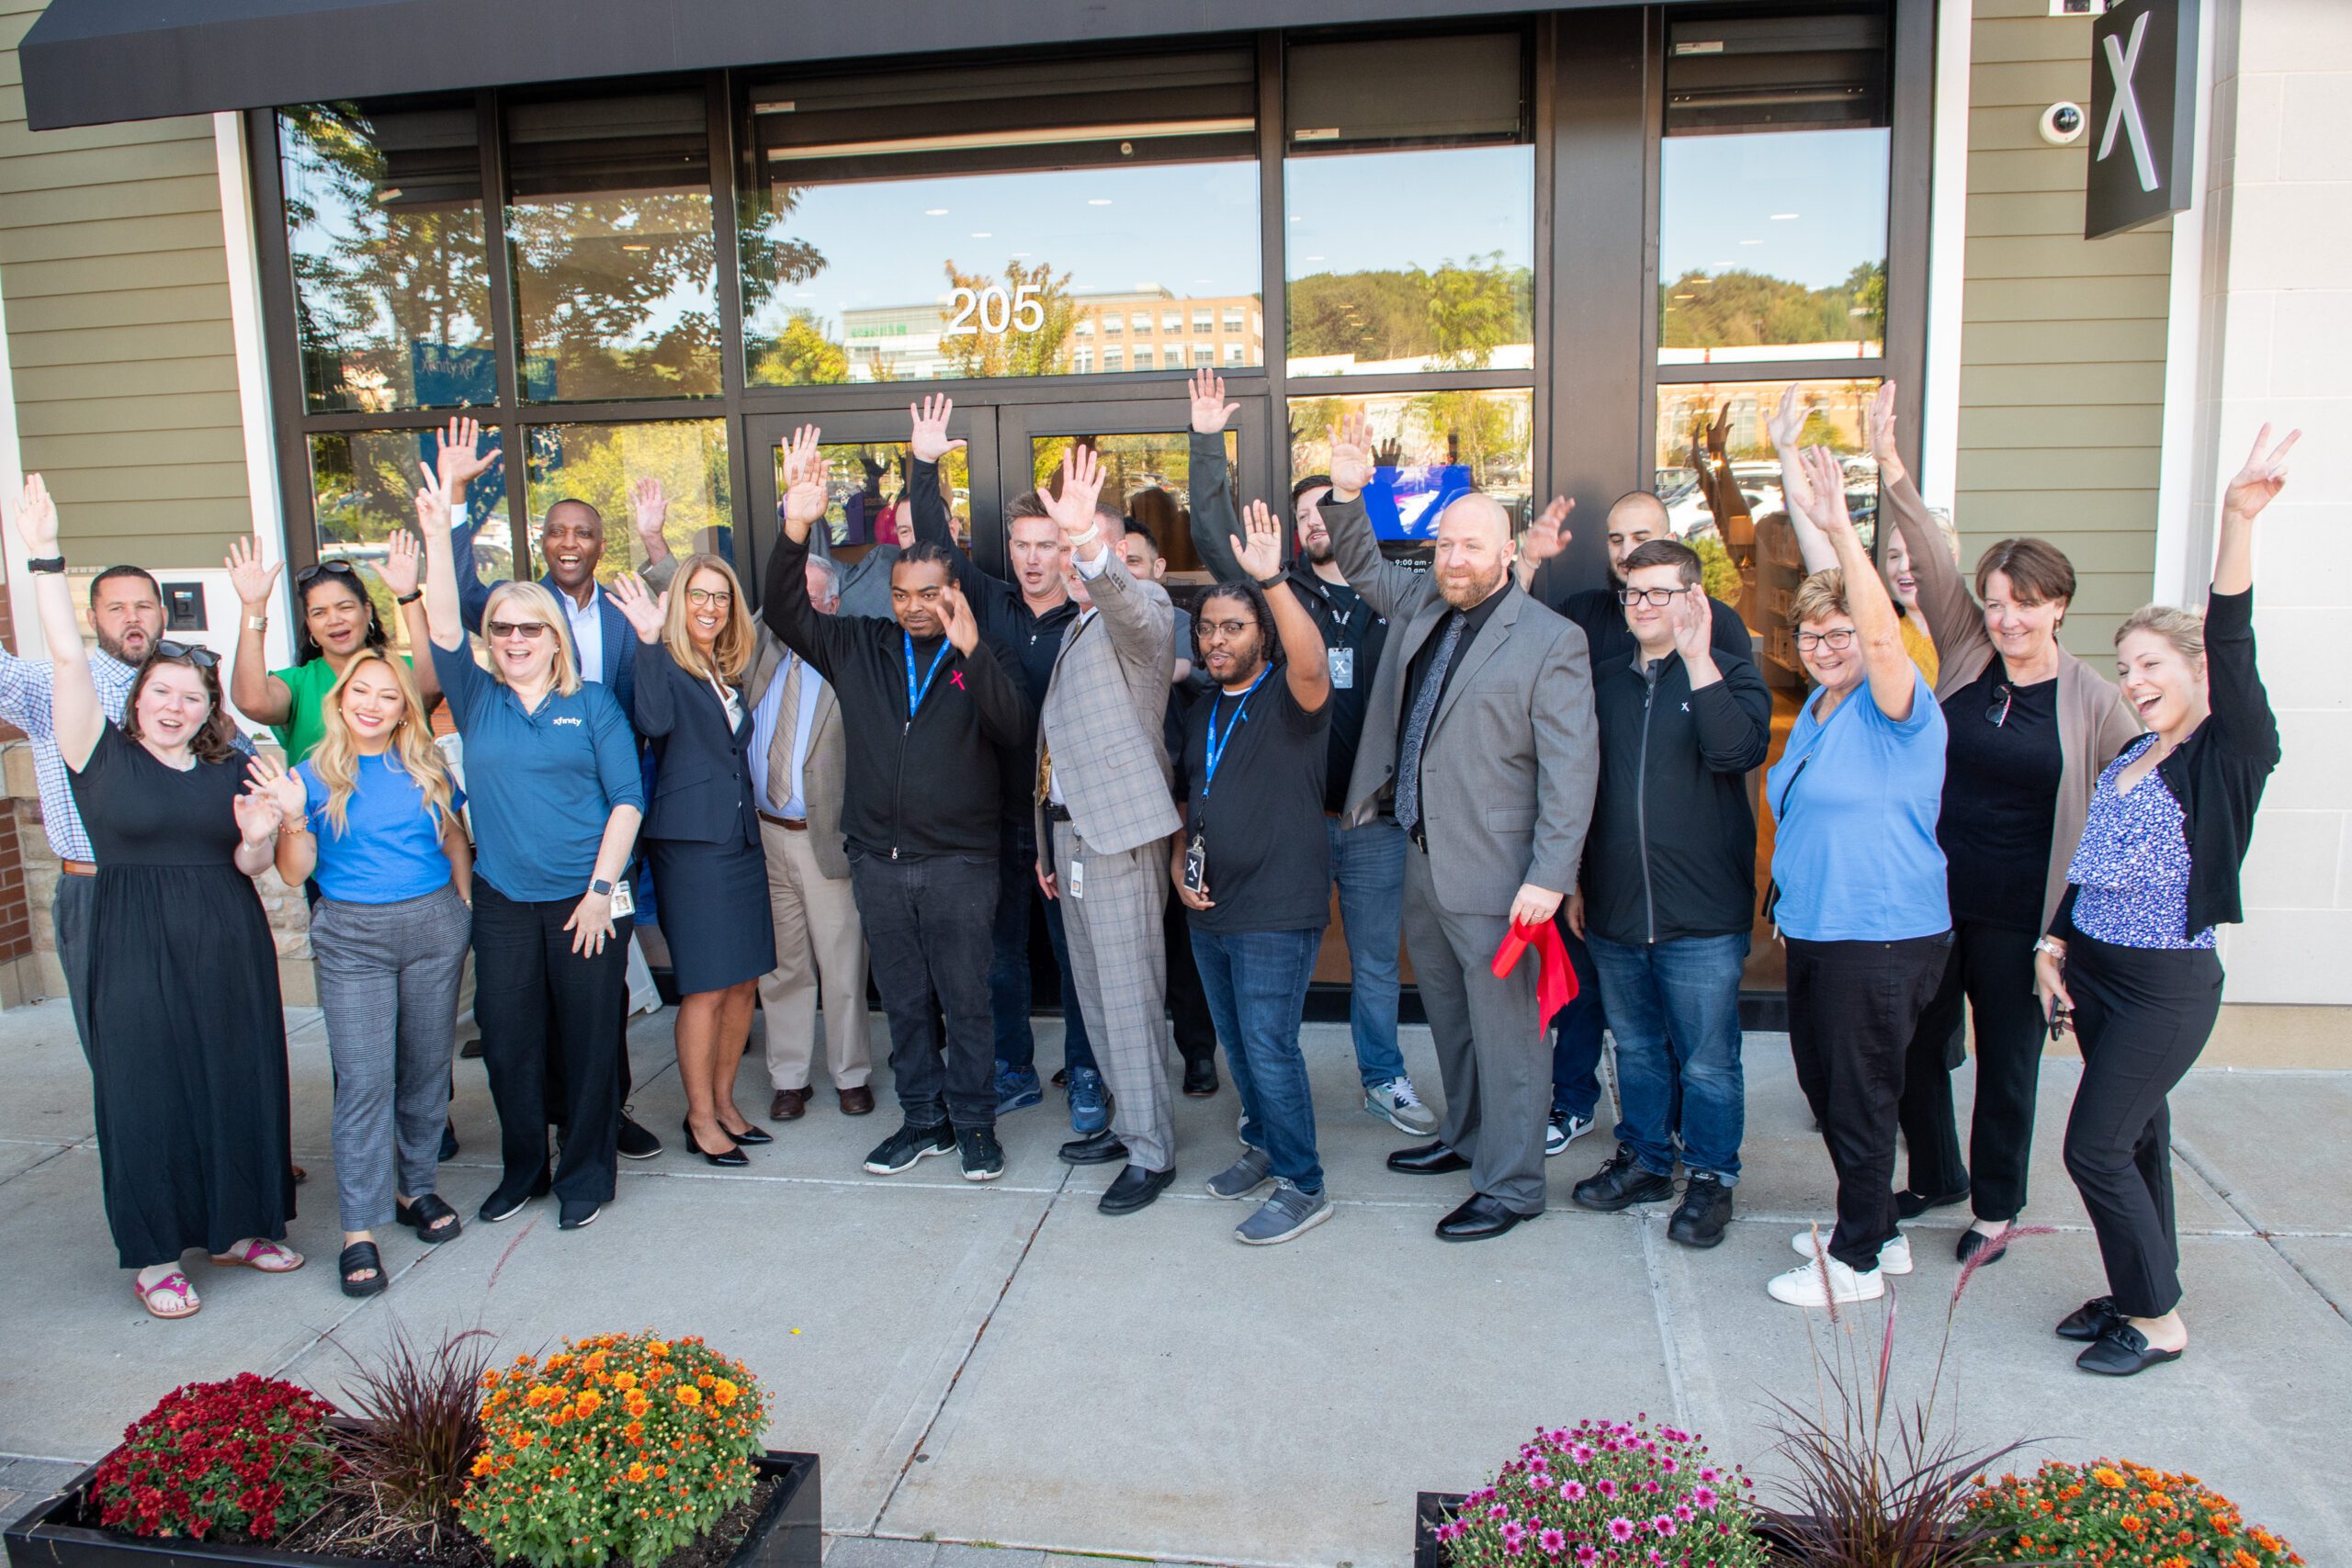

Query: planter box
[5,1451,820,1568]
[1415,1490,1815,1566]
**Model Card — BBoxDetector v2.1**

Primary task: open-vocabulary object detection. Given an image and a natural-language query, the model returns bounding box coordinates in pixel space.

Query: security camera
[2040,101,2086,146]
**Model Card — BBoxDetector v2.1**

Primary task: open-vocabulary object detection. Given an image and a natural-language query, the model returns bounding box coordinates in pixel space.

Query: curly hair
[1195,581,1280,679]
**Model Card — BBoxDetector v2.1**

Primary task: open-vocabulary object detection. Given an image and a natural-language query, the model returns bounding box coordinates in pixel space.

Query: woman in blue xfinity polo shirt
[1765,446,1952,1311]
[415,469,644,1234]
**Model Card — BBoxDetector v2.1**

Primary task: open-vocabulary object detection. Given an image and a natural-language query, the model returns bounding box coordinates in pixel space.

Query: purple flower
[1690,1486,1716,1510]
[1561,1480,1588,1502]
[1671,1505,1692,1523]
[1697,1468,1718,1484]
[1659,1457,1678,1474]
[1539,1529,1567,1557]
[1597,1479,1619,1500]
[1574,1549,1599,1567]
[1650,1516,1677,1539]
[1608,1518,1637,1544]
[1502,1522,1526,1547]
[1528,1455,1550,1473]
[1571,1445,1595,1465]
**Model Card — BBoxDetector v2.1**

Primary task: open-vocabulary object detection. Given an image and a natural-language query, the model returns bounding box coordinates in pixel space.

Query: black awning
[18,0,1607,131]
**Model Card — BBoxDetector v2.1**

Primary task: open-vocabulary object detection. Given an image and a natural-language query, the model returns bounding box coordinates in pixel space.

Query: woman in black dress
[13,475,300,1320]
[609,560,775,1166]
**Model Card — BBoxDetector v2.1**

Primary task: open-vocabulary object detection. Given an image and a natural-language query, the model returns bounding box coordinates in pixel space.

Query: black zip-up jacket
[1581,645,1772,945]
[1184,429,1390,813]
[2052,585,2279,939]
[763,527,1031,862]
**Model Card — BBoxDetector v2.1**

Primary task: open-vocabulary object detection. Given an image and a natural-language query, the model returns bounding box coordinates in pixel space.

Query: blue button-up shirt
[0,647,140,863]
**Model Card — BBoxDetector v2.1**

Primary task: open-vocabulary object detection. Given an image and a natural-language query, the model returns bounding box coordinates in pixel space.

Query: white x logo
[2099,11,2160,194]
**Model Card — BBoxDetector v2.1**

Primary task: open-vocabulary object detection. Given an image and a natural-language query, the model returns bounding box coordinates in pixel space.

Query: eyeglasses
[294,560,363,587]
[1196,618,1253,638]
[1987,683,2014,727]
[1615,586,1686,608]
[486,620,551,640]
[153,639,219,670]
[1794,627,1858,653]
[684,588,734,608]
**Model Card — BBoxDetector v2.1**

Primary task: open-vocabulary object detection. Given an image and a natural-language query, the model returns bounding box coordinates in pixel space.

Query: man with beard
[1322,412,1598,1242]
[1184,372,1437,1141]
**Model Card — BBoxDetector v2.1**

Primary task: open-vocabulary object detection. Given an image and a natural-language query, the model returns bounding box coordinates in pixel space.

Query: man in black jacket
[763,426,1032,1186]
[1565,539,1770,1247]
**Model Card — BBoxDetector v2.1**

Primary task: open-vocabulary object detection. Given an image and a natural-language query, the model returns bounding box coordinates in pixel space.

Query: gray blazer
[1035,552,1181,856]
[744,626,852,881]
[1327,494,1599,917]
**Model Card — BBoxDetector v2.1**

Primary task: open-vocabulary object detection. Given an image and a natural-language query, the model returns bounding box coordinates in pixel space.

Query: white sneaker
[1364,1077,1439,1136]
[1545,1109,1594,1157]
[1768,1255,1884,1307]
[1788,1228,1912,1275]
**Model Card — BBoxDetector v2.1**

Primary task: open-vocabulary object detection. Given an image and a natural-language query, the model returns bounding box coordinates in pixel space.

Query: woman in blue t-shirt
[1763,446,1952,1311]
[252,649,472,1299]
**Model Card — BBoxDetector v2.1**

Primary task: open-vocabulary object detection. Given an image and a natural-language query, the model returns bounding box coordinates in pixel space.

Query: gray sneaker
[1235,1180,1333,1246]
[1364,1076,1439,1136]
[1205,1146,1274,1200]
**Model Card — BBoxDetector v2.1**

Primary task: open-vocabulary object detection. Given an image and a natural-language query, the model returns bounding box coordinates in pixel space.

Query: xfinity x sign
[2086,0,2199,239]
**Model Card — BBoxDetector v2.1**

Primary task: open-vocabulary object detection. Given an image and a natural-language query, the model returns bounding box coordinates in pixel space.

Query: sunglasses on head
[153,640,219,670]
[294,560,363,587]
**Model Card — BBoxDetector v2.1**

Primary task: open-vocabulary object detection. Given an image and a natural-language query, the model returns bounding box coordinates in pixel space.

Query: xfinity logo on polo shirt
[553,716,582,728]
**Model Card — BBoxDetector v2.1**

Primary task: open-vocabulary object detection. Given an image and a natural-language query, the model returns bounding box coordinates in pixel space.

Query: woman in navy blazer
[611,558,776,1167]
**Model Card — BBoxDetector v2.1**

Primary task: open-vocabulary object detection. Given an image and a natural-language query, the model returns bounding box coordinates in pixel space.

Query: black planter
[1414,1489,1814,1565]
[4,1451,820,1568]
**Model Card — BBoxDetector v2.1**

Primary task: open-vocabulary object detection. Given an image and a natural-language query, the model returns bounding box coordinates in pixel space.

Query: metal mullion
[732,371,1274,417]
[501,400,731,428]
[707,68,758,590]
[1885,0,1932,497]
[1279,367,1532,398]
[1637,5,1668,502]
[295,408,481,435]
[243,106,322,575]
[1653,357,1888,387]
[1528,13,1555,510]
[1254,29,1286,542]
[475,88,528,572]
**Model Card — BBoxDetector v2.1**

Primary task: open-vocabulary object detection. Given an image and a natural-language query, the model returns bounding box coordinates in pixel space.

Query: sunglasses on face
[154,640,219,669]
[487,620,551,640]
[1794,628,1858,653]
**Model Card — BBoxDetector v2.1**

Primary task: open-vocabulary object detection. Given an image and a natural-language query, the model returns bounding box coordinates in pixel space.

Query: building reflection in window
[504,91,722,403]
[307,428,508,656]
[519,420,732,578]
[1026,431,1237,578]
[782,439,973,555]
[1288,389,1533,555]
[279,100,492,414]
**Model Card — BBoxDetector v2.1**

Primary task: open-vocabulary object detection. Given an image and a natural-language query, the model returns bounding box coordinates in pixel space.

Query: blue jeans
[1585,931,1750,1183]
[990,818,1096,1076]
[1550,924,1605,1120]
[1328,817,1407,1089]
[1191,925,1326,1194]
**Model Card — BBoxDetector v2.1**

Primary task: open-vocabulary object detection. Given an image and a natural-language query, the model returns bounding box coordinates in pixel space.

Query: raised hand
[607,571,666,644]
[1374,435,1404,471]
[1229,499,1285,581]
[780,425,827,537]
[1704,403,1731,463]
[435,416,500,494]
[225,535,283,610]
[9,474,59,557]
[1043,443,1106,545]
[412,467,457,536]
[232,784,283,850]
[1866,381,1906,487]
[1797,447,1853,536]
[909,394,965,463]
[1523,495,1573,566]
[1327,412,1373,500]
[2222,423,2299,523]
[938,581,979,655]
[1188,369,1238,435]
[628,477,670,557]
[378,529,422,598]
[1767,384,1809,452]
[1668,582,1715,664]
[244,754,309,819]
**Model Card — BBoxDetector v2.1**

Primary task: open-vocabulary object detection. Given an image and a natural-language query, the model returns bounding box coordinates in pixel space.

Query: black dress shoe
[2077,1321,2183,1376]
[1894,1185,1970,1220]
[1386,1140,1471,1176]
[1059,1128,1130,1166]
[2055,1295,2125,1342]
[1955,1225,2012,1266]
[616,1113,663,1160]
[1436,1193,1540,1241]
[728,1122,774,1146]
[682,1117,749,1168]
[1100,1163,1175,1214]
[1182,1058,1219,1097]
[1571,1144,1675,1212]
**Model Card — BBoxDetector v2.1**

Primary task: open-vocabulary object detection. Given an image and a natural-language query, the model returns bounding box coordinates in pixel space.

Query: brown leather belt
[757,811,808,832]
[61,861,95,877]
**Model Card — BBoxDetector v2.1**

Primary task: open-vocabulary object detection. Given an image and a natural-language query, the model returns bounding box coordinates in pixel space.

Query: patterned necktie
[767,655,803,811]
[1395,610,1464,835]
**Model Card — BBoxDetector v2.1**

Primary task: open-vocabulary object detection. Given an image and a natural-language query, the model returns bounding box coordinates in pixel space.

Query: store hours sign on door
[2086,0,2200,239]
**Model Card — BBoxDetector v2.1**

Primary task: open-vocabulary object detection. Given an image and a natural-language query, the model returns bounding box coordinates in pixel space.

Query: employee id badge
[609,879,636,919]
[1182,833,1208,896]
[1327,645,1355,690]
[1067,859,1083,900]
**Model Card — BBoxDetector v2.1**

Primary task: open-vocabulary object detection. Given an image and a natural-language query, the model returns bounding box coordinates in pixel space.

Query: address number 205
[943,285,1046,336]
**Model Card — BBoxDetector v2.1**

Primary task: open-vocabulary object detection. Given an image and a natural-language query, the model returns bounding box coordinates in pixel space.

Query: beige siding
[1957,0,2173,654]
[0,0,250,569]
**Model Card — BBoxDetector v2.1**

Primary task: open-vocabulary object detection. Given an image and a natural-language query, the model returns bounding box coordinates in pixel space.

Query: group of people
[3,366,2292,1379]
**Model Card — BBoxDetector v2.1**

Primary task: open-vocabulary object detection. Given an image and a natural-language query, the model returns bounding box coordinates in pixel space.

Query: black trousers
[471,878,631,1206]
[1163,897,1216,1068]
[2064,934,2222,1319]
[1786,931,1952,1270]
[850,849,999,1131]
[1895,919,2047,1221]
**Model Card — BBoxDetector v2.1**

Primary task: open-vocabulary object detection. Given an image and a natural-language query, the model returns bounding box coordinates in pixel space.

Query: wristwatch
[1256,572,1284,590]
[25,556,63,575]
[590,878,615,897]
[395,589,423,605]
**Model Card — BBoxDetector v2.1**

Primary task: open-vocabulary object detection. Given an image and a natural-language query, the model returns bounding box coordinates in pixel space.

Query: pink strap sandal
[134,1270,201,1319]
[209,1238,305,1273]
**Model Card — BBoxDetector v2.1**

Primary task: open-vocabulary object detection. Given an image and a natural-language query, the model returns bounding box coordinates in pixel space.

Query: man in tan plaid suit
[1029,446,1184,1213]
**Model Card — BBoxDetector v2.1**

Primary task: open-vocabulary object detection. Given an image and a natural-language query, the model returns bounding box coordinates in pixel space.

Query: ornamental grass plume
[460,1330,768,1568]
[324,1321,497,1551]
[1965,1460,2304,1567]
[1436,1417,1770,1568]
[91,1372,339,1541]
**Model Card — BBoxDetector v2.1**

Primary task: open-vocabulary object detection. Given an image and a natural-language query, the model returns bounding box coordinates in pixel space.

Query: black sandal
[397,1193,462,1244]
[338,1242,387,1298]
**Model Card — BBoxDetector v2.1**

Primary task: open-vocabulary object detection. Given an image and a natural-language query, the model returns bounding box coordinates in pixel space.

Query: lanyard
[1202,666,1272,796]
[902,632,952,721]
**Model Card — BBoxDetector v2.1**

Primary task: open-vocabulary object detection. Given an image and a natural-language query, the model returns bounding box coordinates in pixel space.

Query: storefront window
[279,100,493,414]
[504,91,722,403]
[782,439,973,554]
[1024,431,1237,577]
[519,420,732,579]
[307,428,509,655]
[1286,389,1534,548]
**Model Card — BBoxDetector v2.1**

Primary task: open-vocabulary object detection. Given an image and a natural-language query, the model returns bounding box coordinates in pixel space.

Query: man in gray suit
[745,555,876,1123]
[1032,445,1184,1214]
[1322,412,1599,1241]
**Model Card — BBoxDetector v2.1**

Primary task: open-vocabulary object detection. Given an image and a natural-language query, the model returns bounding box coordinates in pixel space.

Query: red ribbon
[1492,918,1578,1031]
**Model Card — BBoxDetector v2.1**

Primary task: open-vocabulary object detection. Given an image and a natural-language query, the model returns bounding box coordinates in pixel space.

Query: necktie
[767,655,803,811]
[1395,610,1464,836]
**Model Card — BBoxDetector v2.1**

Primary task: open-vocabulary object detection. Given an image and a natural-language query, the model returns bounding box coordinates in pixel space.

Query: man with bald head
[1321,414,1598,1242]
[1522,490,1751,667]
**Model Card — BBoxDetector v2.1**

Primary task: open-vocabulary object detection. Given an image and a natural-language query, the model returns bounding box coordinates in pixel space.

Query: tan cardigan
[1885,474,2143,931]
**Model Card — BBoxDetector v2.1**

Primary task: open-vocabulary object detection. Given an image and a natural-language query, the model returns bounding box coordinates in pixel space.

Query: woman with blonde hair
[416,472,644,1233]
[609,556,776,1165]
[251,649,472,1296]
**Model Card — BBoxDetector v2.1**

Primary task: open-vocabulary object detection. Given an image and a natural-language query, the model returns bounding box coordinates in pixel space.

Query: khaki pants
[758,818,873,1091]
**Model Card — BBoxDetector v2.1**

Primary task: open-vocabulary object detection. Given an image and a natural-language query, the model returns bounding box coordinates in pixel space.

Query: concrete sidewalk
[1,996,2346,1565]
